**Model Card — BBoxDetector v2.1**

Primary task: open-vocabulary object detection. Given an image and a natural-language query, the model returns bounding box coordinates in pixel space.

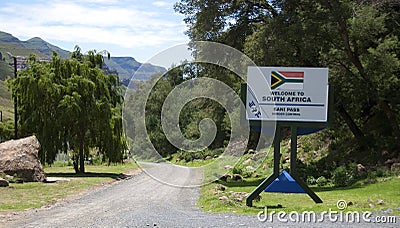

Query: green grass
[0,162,139,212]
[198,176,400,215]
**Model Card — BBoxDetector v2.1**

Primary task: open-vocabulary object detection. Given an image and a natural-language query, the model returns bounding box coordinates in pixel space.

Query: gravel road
[1,162,398,227]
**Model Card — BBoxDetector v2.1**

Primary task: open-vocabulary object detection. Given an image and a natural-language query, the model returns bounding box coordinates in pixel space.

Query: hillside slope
[105,57,166,81]
[23,37,70,58]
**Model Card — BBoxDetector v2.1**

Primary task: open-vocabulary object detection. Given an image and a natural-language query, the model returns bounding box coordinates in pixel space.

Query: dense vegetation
[127,0,400,175]
[7,46,126,173]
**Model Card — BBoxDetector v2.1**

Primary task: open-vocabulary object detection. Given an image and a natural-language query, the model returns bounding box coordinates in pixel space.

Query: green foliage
[124,61,234,160]
[7,46,126,173]
[231,165,243,175]
[332,164,359,187]
[316,176,328,187]
[175,0,400,166]
[0,120,14,141]
[7,173,22,184]
[306,176,317,186]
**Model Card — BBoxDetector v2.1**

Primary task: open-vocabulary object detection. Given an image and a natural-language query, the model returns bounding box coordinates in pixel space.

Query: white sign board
[246,67,329,122]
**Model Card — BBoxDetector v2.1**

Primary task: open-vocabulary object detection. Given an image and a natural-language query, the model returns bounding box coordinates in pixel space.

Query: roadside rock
[4,174,13,181]
[218,196,230,203]
[214,184,226,191]
[377,199,385,205]
[242,158,252,165]
[224,165,233,170]
[0,178,8,187]
[232,174,242,182]
[245,166,255,172]
[252,151,267,162]
[391,163,400,172]
[230,192,248,202]
[219,173,231,182]
[357,163,367,172]
[45,177,71,183]
[0,136,46,182]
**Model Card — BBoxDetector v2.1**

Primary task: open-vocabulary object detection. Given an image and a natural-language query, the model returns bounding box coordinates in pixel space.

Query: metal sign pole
[13,57,18,139]
[246,126,281,207]
[289,126,322,203]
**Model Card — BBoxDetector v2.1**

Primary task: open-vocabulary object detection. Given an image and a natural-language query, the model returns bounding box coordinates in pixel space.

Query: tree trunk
[79,137,85,174]
[337,104,365,142]
[78,130,85,174]
[73,155,79,174]
[379,100,400,140]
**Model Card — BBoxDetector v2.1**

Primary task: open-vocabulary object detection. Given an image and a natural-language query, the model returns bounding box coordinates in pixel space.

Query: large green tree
[175,0,400,163]
[8,46,126,173]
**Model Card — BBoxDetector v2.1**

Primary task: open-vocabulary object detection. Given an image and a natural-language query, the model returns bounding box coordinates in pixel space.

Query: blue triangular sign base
[264,170,306,193]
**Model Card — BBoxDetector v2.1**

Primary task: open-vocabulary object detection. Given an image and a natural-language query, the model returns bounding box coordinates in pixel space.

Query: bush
[8,173,22,184]
[332,164,359,187]
[316,176,328,186]
[375,167,390,177]
[306,176,317,185]
[232,166,243,175]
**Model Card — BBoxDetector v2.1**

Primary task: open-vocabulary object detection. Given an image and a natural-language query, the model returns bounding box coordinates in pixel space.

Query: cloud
[0,0,186,51]
[152,1,170,8]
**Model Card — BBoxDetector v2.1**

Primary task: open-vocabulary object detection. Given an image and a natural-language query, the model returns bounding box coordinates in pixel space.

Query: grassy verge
[0,162,139,212]
[198,175,400,215]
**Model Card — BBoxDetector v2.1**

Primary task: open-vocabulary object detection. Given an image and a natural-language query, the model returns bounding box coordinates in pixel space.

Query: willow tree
[8,46,126,173]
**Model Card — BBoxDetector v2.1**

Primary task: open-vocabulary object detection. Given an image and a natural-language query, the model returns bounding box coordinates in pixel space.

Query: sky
[0,0,191,66]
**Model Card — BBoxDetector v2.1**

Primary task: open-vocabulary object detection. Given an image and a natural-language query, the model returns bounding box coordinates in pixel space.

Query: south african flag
[271,71,304,90]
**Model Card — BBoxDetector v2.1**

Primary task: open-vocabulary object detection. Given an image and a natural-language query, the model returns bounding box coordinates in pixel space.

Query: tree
[175,0,400,163]
[8,46,126,173]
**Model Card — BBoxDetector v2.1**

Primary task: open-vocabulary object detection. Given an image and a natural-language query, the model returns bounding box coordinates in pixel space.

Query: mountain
[105,57,166,81]
[0,31,47,60]
[23,37,70,59]
[0,31,166,81]
[0,31,20,43]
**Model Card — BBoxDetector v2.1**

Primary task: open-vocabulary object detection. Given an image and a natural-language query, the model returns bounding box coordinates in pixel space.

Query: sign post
[244,67,332,207]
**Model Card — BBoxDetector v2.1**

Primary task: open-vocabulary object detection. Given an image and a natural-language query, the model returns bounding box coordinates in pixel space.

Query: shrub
[316,176,328,186]
[306,176,317,185]
[232,166,243,175]
[332,164,359,187]
[8,173,22,184]
[375,167,390,177]
[242,171,254,178]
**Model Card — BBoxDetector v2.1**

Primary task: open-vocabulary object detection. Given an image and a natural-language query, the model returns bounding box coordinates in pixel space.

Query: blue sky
[0,0,190,64]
